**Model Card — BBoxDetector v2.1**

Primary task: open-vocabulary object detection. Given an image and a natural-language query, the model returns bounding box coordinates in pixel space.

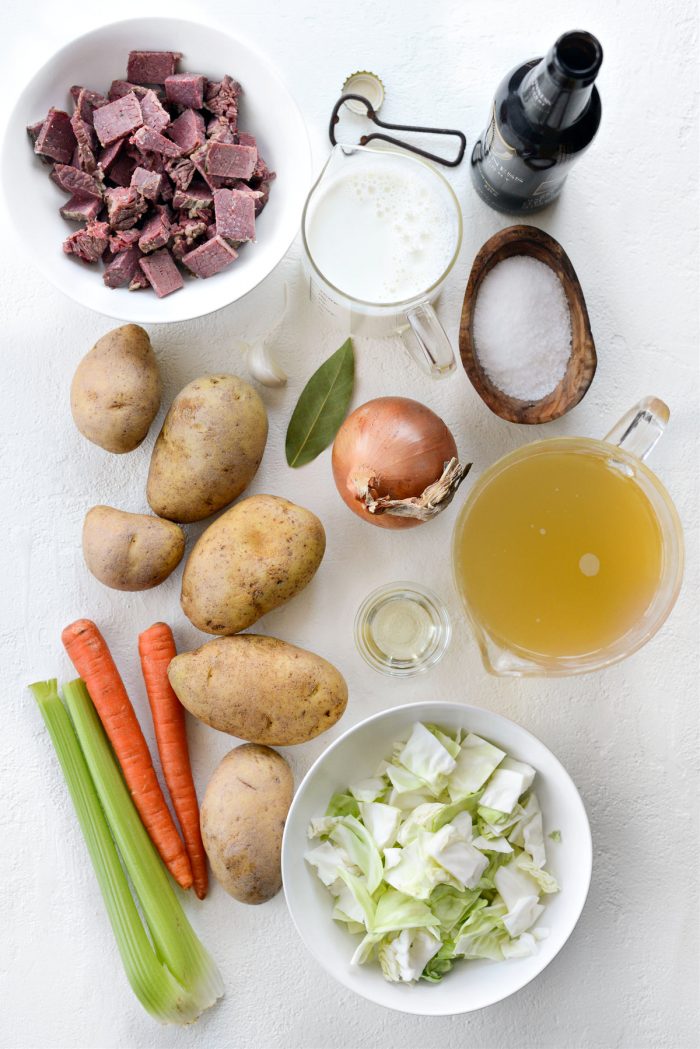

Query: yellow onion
[331,397,471,530]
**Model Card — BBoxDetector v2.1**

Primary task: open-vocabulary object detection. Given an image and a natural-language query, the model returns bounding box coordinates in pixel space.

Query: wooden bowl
[459,225,597,424]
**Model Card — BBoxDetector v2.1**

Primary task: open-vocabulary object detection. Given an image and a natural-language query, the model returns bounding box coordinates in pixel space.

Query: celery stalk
[30,679,223,1024]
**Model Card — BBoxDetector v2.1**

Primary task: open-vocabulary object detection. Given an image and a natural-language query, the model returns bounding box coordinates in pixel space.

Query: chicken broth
[454,444,664,659]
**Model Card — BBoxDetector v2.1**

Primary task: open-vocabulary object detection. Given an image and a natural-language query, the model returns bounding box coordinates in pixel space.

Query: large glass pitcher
[452,399,684,676]
[301,144,463,378]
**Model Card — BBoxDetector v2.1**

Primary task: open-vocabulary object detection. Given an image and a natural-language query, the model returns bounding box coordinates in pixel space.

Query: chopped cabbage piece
[480,768,528,814]
[358,801,402,851]
[397,722,457,790]
[448,732,505,800]
[378,928,442,982]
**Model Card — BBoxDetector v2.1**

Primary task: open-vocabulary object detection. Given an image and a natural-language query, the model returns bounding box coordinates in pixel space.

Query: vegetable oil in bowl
[355,582,451,676]
[453,441,664,662]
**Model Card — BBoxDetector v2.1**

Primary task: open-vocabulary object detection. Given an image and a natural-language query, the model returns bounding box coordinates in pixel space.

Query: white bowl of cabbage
[281,701,591,1015]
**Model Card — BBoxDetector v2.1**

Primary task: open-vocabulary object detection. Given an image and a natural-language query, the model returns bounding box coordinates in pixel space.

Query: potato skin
[70,324,161,454]
[146,374,268,523]
[200,744,293,904]
[82,505,185,591]
[168,635,348,745]
[181,495,326,635]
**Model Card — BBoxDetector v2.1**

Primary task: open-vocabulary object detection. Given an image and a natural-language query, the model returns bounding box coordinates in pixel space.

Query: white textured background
[2,1,698,1047]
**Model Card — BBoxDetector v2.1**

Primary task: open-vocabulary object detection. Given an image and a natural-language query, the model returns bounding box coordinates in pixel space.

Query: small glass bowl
[354,582,451,677]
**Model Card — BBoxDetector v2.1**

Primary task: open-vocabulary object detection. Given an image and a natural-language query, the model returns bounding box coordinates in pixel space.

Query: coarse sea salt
[473,255,572,401]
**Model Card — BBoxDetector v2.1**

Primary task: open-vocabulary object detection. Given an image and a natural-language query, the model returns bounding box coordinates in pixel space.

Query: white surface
[1,1,698,1047]
[2,18,311,323]
[282,701,592,1014]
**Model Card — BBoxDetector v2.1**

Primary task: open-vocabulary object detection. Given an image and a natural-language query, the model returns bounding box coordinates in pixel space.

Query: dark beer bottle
[471,30,603,214]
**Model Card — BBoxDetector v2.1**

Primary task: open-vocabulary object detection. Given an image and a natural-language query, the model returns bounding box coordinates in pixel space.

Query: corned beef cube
[214,188,255,243]
[98,139,124,172]
[131,165,163,201]
[140,89,170,133]
[191,144,222,188]
[237,131,256,148]
[70,86,108,113]
[127,51,182,85]
[93,92,143,147]
[231,180,266,214]
[171,218,208,259]
[182,235,237,278]
[105,186,147,230]
[103,245,142,288]
[70,94,97,172]
[168,108,205,154]
[53,163,104,201]
[207,141,257,180]
[139,206,172,253]
[35,109,76,164]
[138,249,183,297]
[205,116,237,143]
[26,119,44,144]
[172,181,213,215]
[252,151,274,183]
[59,195,103,223]
[109,228,140,253]
[129,268,150,290]
[204,76,241,121]
[165,156,195,190]
[63,220,109,263]
[109,80,150,101]
[131,126,183,158]
[165,73,205,109]
[107,149,136,188]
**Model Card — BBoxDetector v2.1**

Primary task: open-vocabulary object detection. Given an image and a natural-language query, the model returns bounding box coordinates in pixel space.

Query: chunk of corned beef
[253,180,272,215]
[107,149,136,188]
[131,126,182,158]
[204,76,241,121]
[168,108,205,154]
[231,180,266,214]
[172,181,212,215]
[103,245,142,288]
[191,144,222,188]
[70,86,108,114]
[127,51,182,85]
[53,163,104,200]
[93,92,143,147]
[252,151,275,183]
[139,249,183,297]
[165,73,206,109]
[214,188,255,242]
[205,116,237,143]
[109,80,153,102]
[236,131,256,148]
[129,268,150,290]
[171,218,208,259]
[131,166,163,201]
[59,195,103,223]
[182,234,237,278]
[140,89,170,133]
[70,94,98,172]
[105,186,148,230]
[97,139,124,173]
[139,206,172,253]
[63,220,109,263]
[26,119,44,144]
[109,228,140,253]
[207,141,257,181]
[35,109,76,164]
[165,156,195,190]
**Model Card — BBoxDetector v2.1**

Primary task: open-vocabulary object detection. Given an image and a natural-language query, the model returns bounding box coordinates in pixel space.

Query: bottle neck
[517,30,602,131]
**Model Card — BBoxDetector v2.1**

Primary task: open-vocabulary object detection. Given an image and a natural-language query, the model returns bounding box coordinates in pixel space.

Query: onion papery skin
[331,397,459,530]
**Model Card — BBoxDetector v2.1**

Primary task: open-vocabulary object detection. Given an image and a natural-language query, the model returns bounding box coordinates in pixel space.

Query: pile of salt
[473,255,572,401]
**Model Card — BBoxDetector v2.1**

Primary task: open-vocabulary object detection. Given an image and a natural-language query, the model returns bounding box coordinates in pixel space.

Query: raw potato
[181,495,326,635]
[168,635,348,745]
[200,744,293,904]
[146,374,268,523]
[82,505,185,591]
[70,324,161,453]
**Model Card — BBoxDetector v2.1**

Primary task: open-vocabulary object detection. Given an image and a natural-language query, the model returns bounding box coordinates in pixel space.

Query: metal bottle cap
[341,71,385,114]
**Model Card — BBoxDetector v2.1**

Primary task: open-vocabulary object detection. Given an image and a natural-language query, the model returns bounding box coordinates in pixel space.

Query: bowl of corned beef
[3,17,311,322]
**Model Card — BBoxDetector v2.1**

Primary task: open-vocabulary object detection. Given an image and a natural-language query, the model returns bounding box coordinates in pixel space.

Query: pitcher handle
[400,302,456,379]
[604,397,670,462]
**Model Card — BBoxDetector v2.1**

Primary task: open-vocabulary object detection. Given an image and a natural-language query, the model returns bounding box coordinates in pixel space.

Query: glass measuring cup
[452,398,684,676]
[301,144,463,378]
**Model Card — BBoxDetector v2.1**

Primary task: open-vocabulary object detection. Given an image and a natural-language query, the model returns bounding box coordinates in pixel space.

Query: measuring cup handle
[401,302,456,378]
[604,397,670,461]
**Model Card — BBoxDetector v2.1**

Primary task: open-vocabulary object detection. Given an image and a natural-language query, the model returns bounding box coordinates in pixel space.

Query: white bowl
[2,17,311,323]
[282,701,592,1015]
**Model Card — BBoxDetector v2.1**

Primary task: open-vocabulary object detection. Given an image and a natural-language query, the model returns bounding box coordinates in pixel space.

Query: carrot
[61,619,193,891]
[138,622,208,900]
